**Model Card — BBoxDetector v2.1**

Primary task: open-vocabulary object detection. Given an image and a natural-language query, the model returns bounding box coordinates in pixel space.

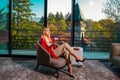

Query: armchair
[110,43,120,69]
[35,41,67,78]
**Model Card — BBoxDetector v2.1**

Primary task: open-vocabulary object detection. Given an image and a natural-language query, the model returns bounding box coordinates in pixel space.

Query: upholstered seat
[50,57,66,68]
[35,41,66,78]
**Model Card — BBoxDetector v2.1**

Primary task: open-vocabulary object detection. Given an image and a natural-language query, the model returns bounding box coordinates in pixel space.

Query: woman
[39,27,86,78]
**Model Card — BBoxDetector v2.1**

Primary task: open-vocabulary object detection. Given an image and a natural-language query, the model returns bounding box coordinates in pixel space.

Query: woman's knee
[63,43,69,47]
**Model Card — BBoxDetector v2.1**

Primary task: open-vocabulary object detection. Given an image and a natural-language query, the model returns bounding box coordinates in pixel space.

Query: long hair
[41,27,52,42]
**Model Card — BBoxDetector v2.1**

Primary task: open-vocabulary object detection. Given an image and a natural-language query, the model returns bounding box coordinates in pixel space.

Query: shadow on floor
[99,60,120,78]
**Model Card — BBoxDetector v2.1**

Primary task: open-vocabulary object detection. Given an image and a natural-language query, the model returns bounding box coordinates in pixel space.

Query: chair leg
[35,64,39,71]
[110,63,114,68]
[56,69,59,78]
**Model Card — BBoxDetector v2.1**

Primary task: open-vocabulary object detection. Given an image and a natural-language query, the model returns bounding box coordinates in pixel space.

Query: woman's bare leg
[68,63,72,74]
[62,43,83,61]
[70,52,83,61]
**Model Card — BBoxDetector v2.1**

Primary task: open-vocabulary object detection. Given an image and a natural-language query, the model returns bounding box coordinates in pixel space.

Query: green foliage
[48,13,56,25]
[13,0,36,27]
[103,0,120,42]
[102,0,120,22]
[98,19,115,31]
[85,19,118,51]
[65,12,70,19]
[85,19,115,38]
[0,8,8,30]
[48,12,67,32]
[12,0,42,49]
[48,24,58,34]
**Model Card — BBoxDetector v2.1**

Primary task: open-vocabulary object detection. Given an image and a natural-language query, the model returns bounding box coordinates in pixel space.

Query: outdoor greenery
[12,0,41,49]
[102,0,120,23]
[0,0,120,51]
[0,8,8,30]
[47,12,68,34]
[12,0,69,49]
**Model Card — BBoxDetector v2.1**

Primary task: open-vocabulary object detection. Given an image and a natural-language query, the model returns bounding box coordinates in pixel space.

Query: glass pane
[0,0,9,54]
[12,0,44,55]
[76,0,110,59]
[47,0,72,45]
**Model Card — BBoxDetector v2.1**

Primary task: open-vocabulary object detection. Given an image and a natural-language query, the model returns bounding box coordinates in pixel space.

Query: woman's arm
[40,38,58,59]
[51,38,59,48]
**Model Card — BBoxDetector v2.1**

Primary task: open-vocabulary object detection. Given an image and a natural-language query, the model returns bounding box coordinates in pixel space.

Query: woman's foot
[76,58,87,62]
[68,65,74,78]
[69,74,74,78]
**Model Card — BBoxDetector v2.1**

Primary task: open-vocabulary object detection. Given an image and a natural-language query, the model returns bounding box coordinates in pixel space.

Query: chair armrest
[36,41,51,65]
[110,43,120,59]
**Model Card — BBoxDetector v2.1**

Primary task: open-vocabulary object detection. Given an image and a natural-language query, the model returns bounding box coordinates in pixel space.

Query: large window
[47,0,72,45]
[76,0,112,59]
[12,0,44,55]
[0,0,119,60]
[0,0,9,55]
[75,0,110,50]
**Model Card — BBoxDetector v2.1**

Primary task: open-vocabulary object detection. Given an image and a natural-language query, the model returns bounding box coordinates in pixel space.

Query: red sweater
[39,38,58,59]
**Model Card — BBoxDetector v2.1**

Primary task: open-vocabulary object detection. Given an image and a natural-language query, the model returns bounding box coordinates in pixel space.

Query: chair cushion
[111,56,120,69]
[50,57,66,68]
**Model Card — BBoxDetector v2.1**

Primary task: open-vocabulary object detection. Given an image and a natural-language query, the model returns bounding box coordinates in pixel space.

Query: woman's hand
[52,42,59,46]
[54,37,59,41]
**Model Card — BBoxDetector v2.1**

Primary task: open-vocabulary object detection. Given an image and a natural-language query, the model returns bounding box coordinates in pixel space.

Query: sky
[78,0,107,21]
[48,0,107,21]
[30,0,44,18]
[0,0,107,21]
[0,0,9,11]
[48,0,71,16]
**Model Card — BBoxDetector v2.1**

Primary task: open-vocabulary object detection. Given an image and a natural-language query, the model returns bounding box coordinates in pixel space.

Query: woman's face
[45,28,50,37]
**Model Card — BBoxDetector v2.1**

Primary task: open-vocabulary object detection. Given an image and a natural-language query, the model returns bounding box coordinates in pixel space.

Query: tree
[39,16,44,27]
[85,19,94,31]
[103,0,120,42]
[55,12,67,30]
[102,0,120,22]
[13,0,36,28]
[0,8,7,30]
[12,0,42,49]
[48,13,56,25]
[55,12,60,22]
[98,19,115,31]
[65,12,70,19]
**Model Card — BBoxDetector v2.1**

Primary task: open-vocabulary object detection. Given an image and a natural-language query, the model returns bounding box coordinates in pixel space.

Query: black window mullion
[8,0,12,55]
[71,0,75,46]
[44,0,47,27]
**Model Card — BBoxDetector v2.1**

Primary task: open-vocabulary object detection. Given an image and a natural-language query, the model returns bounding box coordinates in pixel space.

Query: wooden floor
[0,57,120,80]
